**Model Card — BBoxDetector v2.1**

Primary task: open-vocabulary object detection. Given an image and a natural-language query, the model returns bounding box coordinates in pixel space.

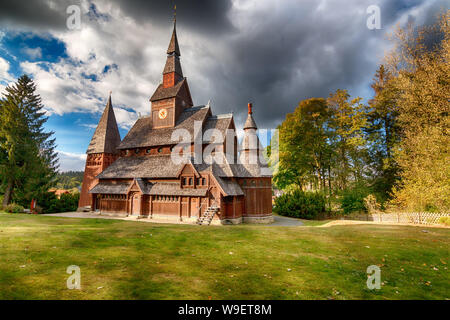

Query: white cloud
[22,47,42,59]
[0,56,14,84]
[20,3,169,128]
[57,150,87,172]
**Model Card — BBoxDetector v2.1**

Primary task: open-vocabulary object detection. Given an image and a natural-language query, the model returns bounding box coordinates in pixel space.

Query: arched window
[146,149,151,154]
[135,149,140,154]
[158,147,163,153]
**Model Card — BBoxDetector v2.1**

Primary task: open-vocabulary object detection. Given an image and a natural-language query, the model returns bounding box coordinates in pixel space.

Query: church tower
[150,17,193,129]
[78,94,121,209]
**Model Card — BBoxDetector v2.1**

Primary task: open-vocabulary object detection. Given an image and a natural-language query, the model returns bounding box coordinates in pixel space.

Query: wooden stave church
[78,20,273,225]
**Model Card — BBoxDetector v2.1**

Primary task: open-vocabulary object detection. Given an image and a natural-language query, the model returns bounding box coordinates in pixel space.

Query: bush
[35,192,80,214]
[273,189,326,220]
[339,188,369,214]
[4,203,25,213]
[364,194,380,214]
[439,217,450,226]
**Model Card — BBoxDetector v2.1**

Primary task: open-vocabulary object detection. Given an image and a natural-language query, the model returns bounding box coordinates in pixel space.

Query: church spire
[162,13,183,87]
[167,7,180,56]
[86,93,121,154]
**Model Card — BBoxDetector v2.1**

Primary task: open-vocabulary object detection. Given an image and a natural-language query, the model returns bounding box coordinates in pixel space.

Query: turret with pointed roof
[78,94,122,209]
[243,103,258,130]
[86,94,121,154]
[240,103,263,165]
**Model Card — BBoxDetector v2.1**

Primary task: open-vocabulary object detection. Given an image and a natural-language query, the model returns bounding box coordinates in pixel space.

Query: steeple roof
[243,103,258,130]
[167,21,180,56]
[163,55,183,76]
[243,114,258,130]
[86,94,121,154]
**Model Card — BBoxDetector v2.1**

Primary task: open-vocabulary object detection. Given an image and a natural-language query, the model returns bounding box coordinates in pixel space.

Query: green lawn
[0,213,448,300]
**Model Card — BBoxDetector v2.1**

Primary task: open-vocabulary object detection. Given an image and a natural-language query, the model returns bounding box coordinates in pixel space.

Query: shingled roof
[167,22,181,56]
[163,55,183,76]
[118,106,219,149]
[147,182,207,196]
[86,95,121,154]
[89,182,129,194]
[243,113,258,130]
[150,78,189,102]
[214,176,244,196]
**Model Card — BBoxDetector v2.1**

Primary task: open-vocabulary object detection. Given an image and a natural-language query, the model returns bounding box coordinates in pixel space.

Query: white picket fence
[341,212,449,226]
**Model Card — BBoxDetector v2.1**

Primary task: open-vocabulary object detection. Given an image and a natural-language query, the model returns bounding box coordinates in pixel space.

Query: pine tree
[0,75,58,207]
[365,65,401,201]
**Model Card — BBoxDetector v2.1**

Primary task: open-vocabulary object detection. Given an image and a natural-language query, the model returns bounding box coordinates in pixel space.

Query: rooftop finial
[173,4,177,23]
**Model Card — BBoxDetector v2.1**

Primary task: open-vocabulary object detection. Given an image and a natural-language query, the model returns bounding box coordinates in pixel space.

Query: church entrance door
[131,193,140,215]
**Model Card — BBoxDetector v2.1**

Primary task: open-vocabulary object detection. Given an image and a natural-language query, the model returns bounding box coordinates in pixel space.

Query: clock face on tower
[158,108,168,120]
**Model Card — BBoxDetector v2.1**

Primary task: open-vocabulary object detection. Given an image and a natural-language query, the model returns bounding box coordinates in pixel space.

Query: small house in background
[49,189,70,198]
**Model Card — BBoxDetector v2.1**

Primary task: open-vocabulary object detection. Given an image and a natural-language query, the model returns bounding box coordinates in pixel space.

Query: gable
[177,163,200,178]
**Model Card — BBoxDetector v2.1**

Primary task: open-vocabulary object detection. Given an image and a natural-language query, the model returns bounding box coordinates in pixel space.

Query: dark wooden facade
[79,19,273,224]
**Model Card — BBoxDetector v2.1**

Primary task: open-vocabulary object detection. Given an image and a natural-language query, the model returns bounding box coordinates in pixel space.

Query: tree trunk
[2,178,14,207]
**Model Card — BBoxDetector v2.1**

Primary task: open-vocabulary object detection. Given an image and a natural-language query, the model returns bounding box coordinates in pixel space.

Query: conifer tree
[0,75,58,207]
[365,65,401,201]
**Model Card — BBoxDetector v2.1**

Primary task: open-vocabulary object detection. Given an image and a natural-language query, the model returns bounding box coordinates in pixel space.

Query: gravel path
[41,212,305,226]
[267,215,304,226]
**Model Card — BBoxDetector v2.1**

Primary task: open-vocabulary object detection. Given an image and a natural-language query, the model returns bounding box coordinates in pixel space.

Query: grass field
[0,212,448,300]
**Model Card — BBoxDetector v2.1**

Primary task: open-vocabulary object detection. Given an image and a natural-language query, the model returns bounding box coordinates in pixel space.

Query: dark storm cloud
[113,0,234,34]
[0,0,77,30]
[0,0,234,34]
[0,0,447,131]
[186,0,449,129]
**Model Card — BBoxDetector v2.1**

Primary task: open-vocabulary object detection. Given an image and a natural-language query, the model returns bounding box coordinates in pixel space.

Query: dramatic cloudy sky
[0,0,447,171]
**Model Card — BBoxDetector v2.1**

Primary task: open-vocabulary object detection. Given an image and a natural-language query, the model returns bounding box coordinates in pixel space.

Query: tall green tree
[274,98,333,191]
[365,65,401,200]
[327,89,368,191]
[0,75,58,207]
